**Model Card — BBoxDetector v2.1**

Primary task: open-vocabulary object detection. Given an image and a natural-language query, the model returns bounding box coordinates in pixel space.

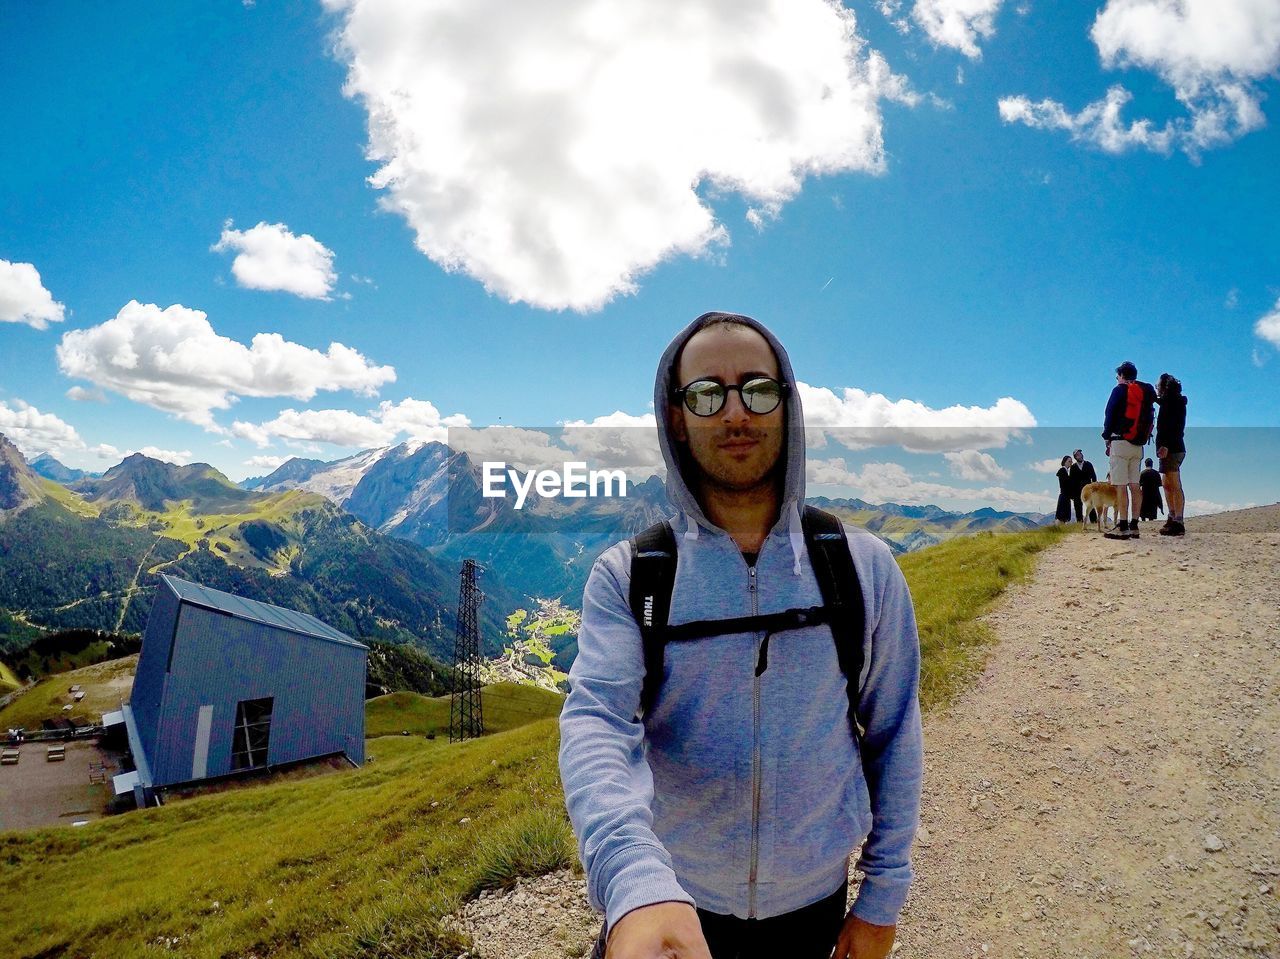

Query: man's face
[1074,451,1083,463]
[669,324,786,495]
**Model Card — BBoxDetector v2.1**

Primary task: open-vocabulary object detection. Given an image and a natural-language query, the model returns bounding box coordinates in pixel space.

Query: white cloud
[1183,499,1258,517]
[232,396,468,449]
[324,0,909,311]
[0,259,66,329]
[1255,298,1280,348]
[212,221,338,299]
[1000,0,1280,155]
[1029,456,1065,474]
[0,399,84,459]
[66,385,107,403]
[56,301,395,428]
[90,444,122,461]
[912,0,1005,59]
[944,448,1011,481]
[808,457,1051,511]
[797,381,1036,452]
[559,412,663,478]
[135,447,193,466]
[245,455,289,473]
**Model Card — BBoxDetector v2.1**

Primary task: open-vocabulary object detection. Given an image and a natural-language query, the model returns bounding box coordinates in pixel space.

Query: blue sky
[1,1,1277,514]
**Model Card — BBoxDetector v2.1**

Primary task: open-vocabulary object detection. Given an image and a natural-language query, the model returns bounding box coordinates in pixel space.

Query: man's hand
[1105,442,1111,456]
[605,901,713,959]
[832,913,896,959]
[1157,446,1168,459]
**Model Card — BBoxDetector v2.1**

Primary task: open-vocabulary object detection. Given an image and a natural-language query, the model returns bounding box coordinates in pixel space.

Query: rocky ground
[444,505,1280,958]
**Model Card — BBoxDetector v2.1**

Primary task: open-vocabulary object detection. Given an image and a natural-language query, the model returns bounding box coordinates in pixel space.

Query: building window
[230,697,273,771]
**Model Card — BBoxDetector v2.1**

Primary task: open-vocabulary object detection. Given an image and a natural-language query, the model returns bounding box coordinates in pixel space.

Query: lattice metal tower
[449,559,485,742]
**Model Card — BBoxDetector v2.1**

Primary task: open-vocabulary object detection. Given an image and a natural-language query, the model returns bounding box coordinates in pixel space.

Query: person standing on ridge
[1155,373,1188,536]
[1072,449,1097,524]
[1138,458,1164,523]
[1101,361,1156,540]
[1055,455,1074,524]
[559,312,923,959]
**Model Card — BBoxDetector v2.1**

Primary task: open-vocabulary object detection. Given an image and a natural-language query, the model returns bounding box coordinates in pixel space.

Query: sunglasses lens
[684,380,725,416]
[741,378,782,414]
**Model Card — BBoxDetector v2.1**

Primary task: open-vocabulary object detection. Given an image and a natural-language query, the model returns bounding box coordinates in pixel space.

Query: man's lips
[720,439,759,452]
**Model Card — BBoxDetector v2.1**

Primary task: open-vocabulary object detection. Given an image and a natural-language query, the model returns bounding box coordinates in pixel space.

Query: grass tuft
[470,805,577,894]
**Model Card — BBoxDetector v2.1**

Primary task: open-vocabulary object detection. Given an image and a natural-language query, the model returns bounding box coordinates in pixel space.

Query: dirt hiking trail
[447,505,1280,959]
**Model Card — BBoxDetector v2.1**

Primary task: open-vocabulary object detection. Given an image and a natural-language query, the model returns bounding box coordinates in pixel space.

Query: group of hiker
[1054,361,1188,538]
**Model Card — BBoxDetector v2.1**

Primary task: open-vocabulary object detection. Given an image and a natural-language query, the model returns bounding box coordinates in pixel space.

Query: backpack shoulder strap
[627,518,677,720]
[800,505,867,741]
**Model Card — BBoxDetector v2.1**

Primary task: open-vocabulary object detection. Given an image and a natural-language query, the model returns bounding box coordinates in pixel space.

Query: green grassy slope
[0,659,20,693]
[902,525,1070,709]
[0,655,137,730]
[1,719,571,959]
[0,525,1069,958]
[365,682,565,740]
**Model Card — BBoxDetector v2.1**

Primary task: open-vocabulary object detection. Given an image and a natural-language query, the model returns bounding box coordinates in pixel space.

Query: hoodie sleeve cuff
[848,873,910,927]
[601,843,697,931]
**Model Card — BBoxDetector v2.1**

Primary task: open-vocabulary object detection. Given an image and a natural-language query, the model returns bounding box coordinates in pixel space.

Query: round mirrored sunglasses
[671,376,789,417]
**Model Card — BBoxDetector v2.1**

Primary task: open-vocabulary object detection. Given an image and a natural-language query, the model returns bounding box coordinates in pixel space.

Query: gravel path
[446,506,1280,958]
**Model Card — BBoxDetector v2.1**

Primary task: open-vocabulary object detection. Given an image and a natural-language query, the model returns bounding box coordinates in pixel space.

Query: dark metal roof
[159,574,368,651]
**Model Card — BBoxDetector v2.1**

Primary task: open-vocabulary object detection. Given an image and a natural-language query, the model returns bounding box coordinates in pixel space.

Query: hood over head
[653,311,810,573]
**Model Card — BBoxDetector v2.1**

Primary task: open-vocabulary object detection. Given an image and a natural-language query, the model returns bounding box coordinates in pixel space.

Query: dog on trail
[1080,481,1123,532]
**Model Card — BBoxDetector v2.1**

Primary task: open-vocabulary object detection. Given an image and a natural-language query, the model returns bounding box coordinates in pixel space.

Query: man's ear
[668,403,687,443]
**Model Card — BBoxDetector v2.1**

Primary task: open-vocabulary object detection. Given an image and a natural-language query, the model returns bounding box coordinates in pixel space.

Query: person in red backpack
[1101,361,1157,540]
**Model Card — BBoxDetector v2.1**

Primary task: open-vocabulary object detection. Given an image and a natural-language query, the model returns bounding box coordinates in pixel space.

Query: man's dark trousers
[589,878,848,959]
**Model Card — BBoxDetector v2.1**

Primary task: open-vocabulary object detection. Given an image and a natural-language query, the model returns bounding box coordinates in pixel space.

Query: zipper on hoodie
[747,560,762,919]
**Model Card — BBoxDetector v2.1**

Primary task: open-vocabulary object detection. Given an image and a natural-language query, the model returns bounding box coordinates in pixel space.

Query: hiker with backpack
[559,311,923,959]
[1101,361,1157,540]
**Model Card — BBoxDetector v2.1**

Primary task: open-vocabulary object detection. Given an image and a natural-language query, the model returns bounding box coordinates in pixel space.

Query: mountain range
[7,433,1047,671]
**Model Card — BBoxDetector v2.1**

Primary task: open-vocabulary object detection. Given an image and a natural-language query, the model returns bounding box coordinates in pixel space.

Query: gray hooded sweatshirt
[558,312,923,934]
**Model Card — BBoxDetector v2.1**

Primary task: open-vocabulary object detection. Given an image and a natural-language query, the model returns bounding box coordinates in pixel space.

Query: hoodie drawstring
[684,512,699,540]
[788,502,803,576]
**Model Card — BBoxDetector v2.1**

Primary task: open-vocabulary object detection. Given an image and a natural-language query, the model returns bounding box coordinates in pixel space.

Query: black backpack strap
[627,519,677,721]
[801,505,867,741]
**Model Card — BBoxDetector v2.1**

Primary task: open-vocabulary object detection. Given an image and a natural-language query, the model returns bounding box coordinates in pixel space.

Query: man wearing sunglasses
[560,312,923,959]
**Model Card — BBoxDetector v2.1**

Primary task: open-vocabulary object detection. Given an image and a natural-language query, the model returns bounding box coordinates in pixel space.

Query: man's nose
[720,389,750,424]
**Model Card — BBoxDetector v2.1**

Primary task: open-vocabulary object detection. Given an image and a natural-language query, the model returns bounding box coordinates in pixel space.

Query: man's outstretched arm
[558,546,697,937]
[848,542,924,930]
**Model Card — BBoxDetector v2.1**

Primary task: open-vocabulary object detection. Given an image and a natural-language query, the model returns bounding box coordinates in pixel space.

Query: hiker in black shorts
[1155,373,1187,536]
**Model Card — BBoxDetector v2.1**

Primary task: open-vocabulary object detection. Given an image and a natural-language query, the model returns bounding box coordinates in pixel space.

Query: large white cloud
[56,301,395,428]
[212,221,338,299]
[232,397,468,449]
[809,457,1052,511]
[912,0,1005,59]
[944,448,1011,481]
[1256,298,1280,349]
[0,399,84,458]
[324,0,911,311]
[1000,0,1280,155]
[0,259,66,329]
[797,381,1036,452]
